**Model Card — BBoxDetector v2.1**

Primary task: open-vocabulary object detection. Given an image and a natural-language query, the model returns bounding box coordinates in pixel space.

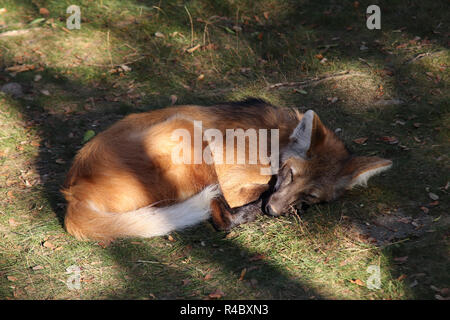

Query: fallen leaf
[224,26,235,34]
[353,137,368,144]
[376,84,384,96]
[394,256,408,263]
[120,64,131,72]
[169,94,177,105]
[97,241,109,248]
[367,237,377,243]
[409,279,418,288]
[23,178,33,188]
[350,279,365,286]
[397,216,412,224]
[397,274,407,281]
[420,206,429,214]
[428,193,439,201]
[339,260,349,267]
[204,273,213,281]
[249,254,265,261]
[186,44,201,53]
[39,8,50,16]
[181,279,191,286]
[55,158,66,164]
[7,276,17,282]
[30,17,46,25]
[32,265,44,271]
[380,136,399,144]
[8,218,19,227]
[233,25,243,33]
[294,89,308,95]
[82,130,96,143]
[42,241,56,250]
[430,285,441,292]
[167,235,175,242]
[239,268,247,281]
[6,64,35,73]
[154,32,165,38]
[315,54,324,60]
[209,289,224,299]
[203,43,218,50]
[328,96,338,103]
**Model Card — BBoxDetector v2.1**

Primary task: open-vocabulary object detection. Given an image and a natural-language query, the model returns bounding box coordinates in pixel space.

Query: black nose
[296,202,310,213]
[265,204,278,216]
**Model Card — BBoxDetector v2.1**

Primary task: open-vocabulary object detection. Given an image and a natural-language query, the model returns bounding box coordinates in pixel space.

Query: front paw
[210,197,234,231]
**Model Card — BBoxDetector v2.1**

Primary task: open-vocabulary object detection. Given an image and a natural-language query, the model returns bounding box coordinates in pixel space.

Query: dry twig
[266,70,367,90]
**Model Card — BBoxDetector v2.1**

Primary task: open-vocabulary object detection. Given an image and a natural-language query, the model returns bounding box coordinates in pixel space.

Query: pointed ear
[290,110,327,158]
[339,156,393,189]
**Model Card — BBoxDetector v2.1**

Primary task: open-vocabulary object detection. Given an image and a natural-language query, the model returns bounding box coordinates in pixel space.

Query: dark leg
[210,196,263,232]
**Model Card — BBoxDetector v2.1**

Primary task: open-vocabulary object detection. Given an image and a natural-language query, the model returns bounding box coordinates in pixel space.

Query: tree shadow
[1,65,323,299]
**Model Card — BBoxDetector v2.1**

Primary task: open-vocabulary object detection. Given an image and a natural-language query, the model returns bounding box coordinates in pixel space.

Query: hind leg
[210,196,263,232]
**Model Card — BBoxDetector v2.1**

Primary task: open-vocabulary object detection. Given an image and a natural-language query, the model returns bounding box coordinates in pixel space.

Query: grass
[0,0,448,299]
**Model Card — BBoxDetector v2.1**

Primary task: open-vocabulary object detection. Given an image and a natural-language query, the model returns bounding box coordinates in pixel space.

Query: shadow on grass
[106,225,322,299]
[0,66,324,299]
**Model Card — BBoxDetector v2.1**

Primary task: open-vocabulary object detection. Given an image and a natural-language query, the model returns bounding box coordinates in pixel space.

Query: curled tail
[64,185,221,241]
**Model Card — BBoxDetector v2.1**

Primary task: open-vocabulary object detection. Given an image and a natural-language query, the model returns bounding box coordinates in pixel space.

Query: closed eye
[305,193,320,203]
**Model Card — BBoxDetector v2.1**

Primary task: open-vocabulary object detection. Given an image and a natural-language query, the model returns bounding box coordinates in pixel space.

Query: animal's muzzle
[264,203,280,216]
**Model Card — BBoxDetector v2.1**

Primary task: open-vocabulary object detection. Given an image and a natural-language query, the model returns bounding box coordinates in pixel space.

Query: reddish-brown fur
[62,100,301,240]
